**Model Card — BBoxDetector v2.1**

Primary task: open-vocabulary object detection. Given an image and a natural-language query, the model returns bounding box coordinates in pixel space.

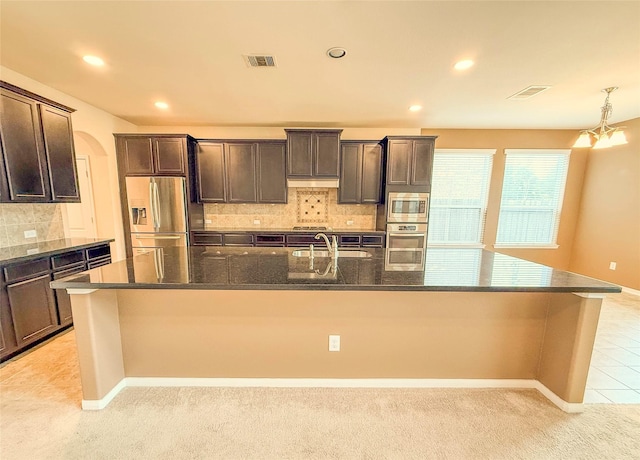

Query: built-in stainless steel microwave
[386,192,429,223]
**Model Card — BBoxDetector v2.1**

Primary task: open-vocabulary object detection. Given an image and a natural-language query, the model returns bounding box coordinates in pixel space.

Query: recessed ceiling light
[409,105,422,112]
[327,47,347,59]
[454,59,474,71]
[82,55,105,67]
[154,101,169,110]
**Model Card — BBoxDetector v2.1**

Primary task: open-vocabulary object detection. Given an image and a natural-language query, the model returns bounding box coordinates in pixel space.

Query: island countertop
[51,246,620,293]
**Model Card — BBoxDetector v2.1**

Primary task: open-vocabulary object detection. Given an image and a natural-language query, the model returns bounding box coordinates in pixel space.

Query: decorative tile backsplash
[296,190,329,223]
[0,204,65,248]
[204,188,377,230]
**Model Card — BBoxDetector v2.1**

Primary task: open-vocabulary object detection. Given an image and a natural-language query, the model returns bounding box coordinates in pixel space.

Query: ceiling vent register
[508,85,551,100]
[243,55,277,67]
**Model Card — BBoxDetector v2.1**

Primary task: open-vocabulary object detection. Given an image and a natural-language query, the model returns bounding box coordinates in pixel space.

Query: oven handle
[387,232,425,237]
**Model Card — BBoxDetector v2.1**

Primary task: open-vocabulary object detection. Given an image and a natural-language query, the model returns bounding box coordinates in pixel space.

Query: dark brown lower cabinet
[52,265,86,327]
[0,242,112,361]
[7,274,58,346]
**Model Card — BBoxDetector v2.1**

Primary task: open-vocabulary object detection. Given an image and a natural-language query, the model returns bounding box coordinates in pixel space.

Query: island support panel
[68,289,603,411]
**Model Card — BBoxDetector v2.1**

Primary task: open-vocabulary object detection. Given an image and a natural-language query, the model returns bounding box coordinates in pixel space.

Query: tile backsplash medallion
[0,204,65,248]
[204,188,377,230]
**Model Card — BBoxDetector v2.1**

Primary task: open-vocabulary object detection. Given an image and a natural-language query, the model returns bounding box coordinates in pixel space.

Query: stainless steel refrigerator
[126,176,188,255]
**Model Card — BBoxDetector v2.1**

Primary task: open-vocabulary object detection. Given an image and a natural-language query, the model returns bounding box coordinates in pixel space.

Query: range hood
[287,178,340,188]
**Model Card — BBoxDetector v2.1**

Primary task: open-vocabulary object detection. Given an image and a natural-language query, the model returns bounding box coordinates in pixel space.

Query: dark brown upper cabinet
[115,135,186,176]
[0,82,79,203]
[226,143,257,203]
[339,142,382,204]
[196,142,227,203]
[384,136,436,187]
[257,141,287,203]
[285,129,342,178]
[196,140,287,204]
[40,105,80,201]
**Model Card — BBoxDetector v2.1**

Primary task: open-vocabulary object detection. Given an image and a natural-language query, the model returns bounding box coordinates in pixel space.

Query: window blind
[428,150,494,246]
[496,149,570,247]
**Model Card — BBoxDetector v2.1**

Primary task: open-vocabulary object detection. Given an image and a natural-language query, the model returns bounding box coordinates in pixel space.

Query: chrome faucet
[314,233,338,259]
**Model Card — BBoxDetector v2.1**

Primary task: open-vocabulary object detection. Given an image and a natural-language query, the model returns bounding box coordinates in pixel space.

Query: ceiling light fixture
[573,87,627,149]
[154,101,169,110]
[327,47,347,59]
[454,59,474,71]
[82,55,105,67]
[409,105,422,112]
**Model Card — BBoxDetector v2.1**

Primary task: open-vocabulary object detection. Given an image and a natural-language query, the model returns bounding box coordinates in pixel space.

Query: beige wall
[420,128,586,270]
[1,67,137,260]
[569,118,640,290]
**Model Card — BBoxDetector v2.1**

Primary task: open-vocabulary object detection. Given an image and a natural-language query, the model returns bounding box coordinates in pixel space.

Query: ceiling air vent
[508,85,551,100]
[243,55,277,68]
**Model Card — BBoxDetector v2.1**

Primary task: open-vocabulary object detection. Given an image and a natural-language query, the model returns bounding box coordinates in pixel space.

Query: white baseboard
[82,377,580,413]
[81,379,127,410]
[621,286,640,297]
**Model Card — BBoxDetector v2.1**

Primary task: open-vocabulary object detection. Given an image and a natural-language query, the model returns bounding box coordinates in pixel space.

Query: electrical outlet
[328,335,340,352]
[253,219,260,225]
[346,220,354,226]
[205,219,212,224]
[609,262,617,270]
[24,229,37,239]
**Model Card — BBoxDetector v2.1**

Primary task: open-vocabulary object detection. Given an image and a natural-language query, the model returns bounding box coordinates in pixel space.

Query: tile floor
[584,291,640,404]
[0,291,639,406]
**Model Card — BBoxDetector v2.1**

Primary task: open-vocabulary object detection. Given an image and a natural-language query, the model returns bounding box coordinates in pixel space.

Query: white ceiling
[1,1,639,130]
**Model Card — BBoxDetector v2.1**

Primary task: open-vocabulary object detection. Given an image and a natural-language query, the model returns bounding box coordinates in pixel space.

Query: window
[495,149,570,247]
[428,149,495,246]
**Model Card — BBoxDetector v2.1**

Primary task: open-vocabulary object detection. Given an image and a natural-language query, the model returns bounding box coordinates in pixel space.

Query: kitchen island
[51,246,620,412]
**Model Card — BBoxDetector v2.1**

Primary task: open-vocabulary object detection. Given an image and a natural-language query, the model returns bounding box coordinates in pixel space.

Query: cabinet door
[196,143,226,202]
[361,143,382,203]
[153,138,185,175]
[7,274,58,346]
[314,131,340,177]
[257,142,287,203]
[53,265,87,327]
[410,138,434,186]
[0,287,18,359]
[338,143,361,203]
[287,131,313,176]
[386,139,411,185]
[0,89,49,201]
[40,105,80,202]
[226,143,257,203]
[122,137,154,175]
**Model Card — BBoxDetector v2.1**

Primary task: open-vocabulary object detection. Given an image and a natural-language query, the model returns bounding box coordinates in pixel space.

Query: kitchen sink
[291,249,372,258]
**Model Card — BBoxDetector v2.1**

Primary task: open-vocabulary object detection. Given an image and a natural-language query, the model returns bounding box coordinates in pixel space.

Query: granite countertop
[0,238,115,265]
[51,245,621,293]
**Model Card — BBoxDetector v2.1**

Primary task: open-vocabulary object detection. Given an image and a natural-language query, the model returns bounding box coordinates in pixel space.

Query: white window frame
[494,149,571,249]
[428,149,495,248]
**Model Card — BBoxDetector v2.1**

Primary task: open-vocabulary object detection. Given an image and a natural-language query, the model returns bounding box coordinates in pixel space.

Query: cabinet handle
[7,273,50,288]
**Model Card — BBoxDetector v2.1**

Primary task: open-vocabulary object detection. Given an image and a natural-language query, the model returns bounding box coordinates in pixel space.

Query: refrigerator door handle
[153,181,161,229]
[149,181,158,229]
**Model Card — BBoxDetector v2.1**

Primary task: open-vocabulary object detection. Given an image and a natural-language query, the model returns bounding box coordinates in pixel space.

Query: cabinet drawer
[51,250,84,270]
[87,257,111,270]
[286,234,317,246]
[191,232,223,246]
[339,235,361,247]
[255,234,286,247]
[362,235,385,248]
[3,258,50,283]
[86,244,110,261]
[223,233,254,246]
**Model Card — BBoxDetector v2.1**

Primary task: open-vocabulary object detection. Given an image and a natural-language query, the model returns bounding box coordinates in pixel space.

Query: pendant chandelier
[573,87,628,149]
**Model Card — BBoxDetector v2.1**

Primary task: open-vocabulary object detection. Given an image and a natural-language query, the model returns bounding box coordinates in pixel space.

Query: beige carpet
[1,386,639,459]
